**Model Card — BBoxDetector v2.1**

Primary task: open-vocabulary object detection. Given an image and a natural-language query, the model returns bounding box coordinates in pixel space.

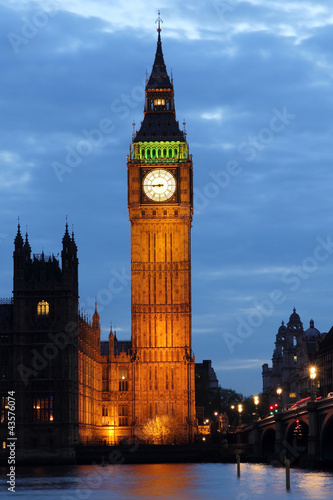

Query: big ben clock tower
[127,14,195,442]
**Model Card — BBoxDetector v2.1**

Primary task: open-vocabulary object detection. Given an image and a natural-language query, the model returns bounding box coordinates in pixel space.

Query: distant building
[262,308,322,407]
[317,327,333,398]
[195,360,219,423]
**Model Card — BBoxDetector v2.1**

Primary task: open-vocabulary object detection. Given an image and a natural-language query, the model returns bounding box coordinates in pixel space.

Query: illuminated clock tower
[127,15,195,442]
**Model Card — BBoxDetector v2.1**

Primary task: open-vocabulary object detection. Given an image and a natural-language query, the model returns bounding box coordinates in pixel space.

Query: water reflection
[1,463,332,500]
[118,463,197,498]
[293,469,332,499]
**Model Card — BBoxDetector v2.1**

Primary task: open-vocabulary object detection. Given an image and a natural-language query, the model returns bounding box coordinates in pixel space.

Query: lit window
[2,441,6,449]
[119,368,128,391]
[119,406,128,426]
[154,98,165,106]
[33,396,53,422]
[37,300,49,316]
[1,397,8,423]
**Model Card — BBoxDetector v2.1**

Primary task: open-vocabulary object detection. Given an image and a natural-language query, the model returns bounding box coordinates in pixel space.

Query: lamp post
[230,405,235,430]
[276,387,283,411]
[310,366,317,401]
[253,395,259,421]
[237,404,243,426]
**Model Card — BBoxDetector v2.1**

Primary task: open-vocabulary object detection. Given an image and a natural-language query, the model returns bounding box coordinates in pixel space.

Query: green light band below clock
[132,141,189,161]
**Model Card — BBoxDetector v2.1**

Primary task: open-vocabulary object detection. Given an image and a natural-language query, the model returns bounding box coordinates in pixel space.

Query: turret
[13,223,31,286]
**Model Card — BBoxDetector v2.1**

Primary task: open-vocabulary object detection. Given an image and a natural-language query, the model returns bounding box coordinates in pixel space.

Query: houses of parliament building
[0,20,196,450]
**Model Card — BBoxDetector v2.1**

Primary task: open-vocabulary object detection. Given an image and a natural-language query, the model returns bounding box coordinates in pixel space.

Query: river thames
[1,463,333,500]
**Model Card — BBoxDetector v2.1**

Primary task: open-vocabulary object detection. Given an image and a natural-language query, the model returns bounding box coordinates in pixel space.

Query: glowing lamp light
[254,396,259,406]
[310,366,317,380]
[276,387,282,396]
[238,404,243,413]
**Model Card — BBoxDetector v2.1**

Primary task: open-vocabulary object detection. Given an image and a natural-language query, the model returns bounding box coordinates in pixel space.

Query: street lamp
[230,405,235,430]
[276,387,283,411]
[237,404,243,426]
[253,395,259,420]
[310,366,317,401]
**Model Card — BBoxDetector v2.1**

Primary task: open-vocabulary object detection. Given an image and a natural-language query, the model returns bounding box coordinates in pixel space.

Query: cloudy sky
[1,0,333,396]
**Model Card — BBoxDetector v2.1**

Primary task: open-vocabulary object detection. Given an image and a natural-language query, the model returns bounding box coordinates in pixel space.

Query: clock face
[143,169,176,202]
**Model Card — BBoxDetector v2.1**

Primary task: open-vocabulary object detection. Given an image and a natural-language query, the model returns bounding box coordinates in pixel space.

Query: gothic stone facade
[262,308,329,408]
[0,26,195,449]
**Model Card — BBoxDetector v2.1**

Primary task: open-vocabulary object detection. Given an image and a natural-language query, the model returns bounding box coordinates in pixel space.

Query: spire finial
[156,10,162,35]
[183,119,187,140]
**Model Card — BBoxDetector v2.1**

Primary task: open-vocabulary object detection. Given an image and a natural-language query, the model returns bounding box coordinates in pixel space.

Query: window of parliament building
[0,17,196,450]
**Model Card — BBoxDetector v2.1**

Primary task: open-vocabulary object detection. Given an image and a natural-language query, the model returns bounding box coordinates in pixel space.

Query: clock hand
[143,183,165,187]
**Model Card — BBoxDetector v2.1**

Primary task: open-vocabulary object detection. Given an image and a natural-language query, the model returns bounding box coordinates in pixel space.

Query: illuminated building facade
[262,308,323,407]
[0,19,195,450]
[127,16,195,441]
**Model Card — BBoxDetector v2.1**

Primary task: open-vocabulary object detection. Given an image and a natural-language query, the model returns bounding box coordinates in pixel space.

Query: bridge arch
[320,414,333,461]
[260,428,275,460]
[282,418,309,462]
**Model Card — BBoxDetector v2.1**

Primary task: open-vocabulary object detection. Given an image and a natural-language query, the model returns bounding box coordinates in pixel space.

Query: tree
[141,415,186,444]
[219,387,244,412]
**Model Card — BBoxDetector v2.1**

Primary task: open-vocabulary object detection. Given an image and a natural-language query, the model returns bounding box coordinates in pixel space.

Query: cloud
[1,0,333,397]
[216,358,267,371]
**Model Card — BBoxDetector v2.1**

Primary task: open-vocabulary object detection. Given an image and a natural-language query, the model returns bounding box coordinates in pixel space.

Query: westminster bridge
[240,396,333,465]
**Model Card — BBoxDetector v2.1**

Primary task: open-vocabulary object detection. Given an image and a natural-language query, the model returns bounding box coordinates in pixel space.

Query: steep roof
[133,23,185,143]
[146,30,172,90]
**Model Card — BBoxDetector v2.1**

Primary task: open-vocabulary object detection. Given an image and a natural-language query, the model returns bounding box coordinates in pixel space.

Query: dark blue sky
[1,1,333,395]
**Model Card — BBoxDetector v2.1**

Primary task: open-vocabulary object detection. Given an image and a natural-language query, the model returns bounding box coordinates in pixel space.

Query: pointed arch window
[119,368,128,391]
[33,395,54,422]
[37,300,49,316]
[118,406,128,426]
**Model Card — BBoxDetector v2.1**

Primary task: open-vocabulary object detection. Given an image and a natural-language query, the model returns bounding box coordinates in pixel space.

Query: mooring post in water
[101,455,105,467]
[236,454,240,477]
[285,457,290,490]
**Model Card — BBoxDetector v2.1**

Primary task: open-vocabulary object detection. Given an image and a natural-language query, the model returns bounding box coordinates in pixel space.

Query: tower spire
[156,10,163,37]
